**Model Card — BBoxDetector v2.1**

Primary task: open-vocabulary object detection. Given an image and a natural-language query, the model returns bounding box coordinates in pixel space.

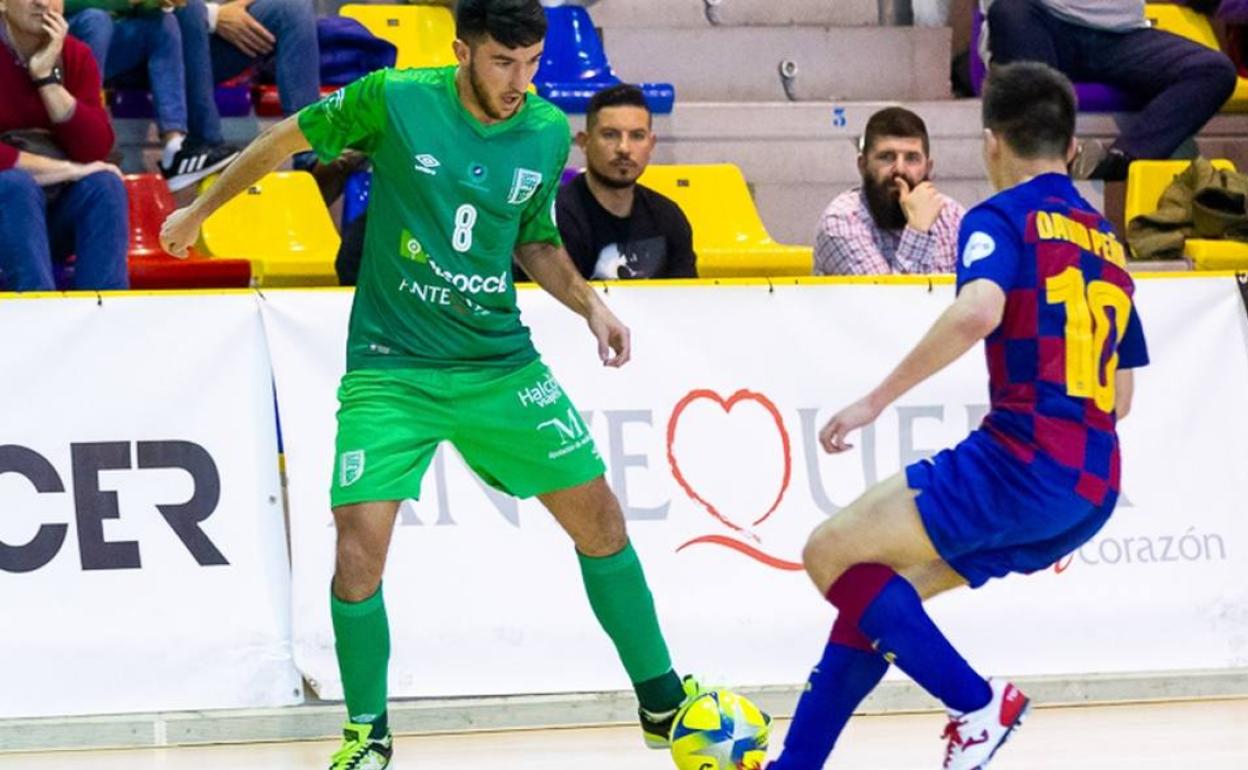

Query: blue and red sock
[769,616,888,770]
[828,563,991,714]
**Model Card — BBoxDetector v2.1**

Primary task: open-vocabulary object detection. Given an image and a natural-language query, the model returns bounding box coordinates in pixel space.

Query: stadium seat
[637,164,811,277]
[338,4,457,70]
[536,6,675,114]
[109,74,254,120]
[1125,158,1248,270]
[197,171,341,286]
[1144,4,1248,113]
[123,174,252,289]
[969,7,1133,111]
[342,170,372,227]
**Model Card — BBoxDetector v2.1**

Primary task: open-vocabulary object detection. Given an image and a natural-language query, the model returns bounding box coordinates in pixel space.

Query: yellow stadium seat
[1125,158,1248,269]
[1144,4,1248,112]
[339,4,457,71]
[198,172,341,286]
[638,164,812,277]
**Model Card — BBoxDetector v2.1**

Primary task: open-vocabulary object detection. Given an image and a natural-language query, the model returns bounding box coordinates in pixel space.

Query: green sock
[331,583,390,732]
[578,542,684,712]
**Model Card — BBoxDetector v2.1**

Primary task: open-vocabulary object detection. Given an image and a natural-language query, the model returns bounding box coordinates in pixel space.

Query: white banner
[0,294,302,719]
[264,278,1248,701]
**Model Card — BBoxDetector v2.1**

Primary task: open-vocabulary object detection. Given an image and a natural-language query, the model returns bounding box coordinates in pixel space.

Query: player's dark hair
[456,0,547,49]
[860,107,930,156]
[982,62,1076,160]
[586,84,651,128]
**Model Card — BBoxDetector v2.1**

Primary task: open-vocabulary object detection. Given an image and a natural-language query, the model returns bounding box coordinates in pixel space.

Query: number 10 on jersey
[1045,267,1132,413]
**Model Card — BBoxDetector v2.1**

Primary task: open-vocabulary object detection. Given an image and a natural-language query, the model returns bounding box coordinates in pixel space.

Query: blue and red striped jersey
[956,173,1149,506]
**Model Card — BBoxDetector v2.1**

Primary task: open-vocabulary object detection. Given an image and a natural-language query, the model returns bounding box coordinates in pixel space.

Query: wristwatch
[31,66,63,89]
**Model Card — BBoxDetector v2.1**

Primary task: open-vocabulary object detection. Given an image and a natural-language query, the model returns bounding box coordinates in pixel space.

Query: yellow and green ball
[670,689,771,770]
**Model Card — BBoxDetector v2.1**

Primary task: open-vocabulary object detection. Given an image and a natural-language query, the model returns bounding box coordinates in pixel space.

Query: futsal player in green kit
[161,1,702,767]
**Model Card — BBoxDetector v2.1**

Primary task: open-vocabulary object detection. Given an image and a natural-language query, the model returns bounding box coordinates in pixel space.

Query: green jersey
[298,67,571,370]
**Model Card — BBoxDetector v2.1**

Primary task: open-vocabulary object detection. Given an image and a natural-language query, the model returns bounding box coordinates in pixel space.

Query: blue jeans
[212,0,320,115]
[988,0,1238,159]
[177,0,320,146]
[68,9,190,136]
[0,169,130,292]
[174,0,224,145]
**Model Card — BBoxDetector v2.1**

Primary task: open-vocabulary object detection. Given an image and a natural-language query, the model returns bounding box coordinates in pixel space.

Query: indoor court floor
[2,698,1244,769]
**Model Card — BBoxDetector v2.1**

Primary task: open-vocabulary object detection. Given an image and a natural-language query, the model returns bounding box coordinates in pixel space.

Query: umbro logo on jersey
[413,154,442,175]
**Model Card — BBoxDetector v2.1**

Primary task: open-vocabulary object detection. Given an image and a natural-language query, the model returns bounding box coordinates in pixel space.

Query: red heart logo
[665,389,793,537]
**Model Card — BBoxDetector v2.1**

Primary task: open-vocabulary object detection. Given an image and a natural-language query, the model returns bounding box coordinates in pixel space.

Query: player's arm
[1114,369,1134,421]
[514,241,631,367]
[160,116,312,257]
[820,279,1005,453]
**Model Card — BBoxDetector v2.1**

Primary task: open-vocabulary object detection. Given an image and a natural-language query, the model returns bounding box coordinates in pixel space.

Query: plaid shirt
[814,188,965,275]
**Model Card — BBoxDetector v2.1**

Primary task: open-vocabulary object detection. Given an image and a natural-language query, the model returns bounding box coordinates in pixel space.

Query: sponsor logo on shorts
[507,168,543,205]
[537,407,593,459]
[517,372,563,408]
[340,450,366,487]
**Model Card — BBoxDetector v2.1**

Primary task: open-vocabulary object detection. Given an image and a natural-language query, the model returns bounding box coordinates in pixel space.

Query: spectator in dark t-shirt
[558,83,696,279]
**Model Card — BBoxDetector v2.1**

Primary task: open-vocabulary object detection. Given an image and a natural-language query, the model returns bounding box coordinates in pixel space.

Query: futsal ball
[670,689,772,770]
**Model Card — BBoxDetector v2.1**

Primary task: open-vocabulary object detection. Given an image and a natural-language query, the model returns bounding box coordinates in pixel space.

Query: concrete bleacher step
[586,0,878,28]
[113,98,1248,249]
[604,26,952,102]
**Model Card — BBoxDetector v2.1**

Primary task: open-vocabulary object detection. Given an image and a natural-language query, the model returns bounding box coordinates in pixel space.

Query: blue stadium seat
[536,6,675,114]
[109,75,254,119]
[343,170,372,227]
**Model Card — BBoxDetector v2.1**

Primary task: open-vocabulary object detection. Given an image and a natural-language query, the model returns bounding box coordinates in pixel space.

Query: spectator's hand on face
[216,0,276,57]
[897,177,943,233]
[28,10,68,81]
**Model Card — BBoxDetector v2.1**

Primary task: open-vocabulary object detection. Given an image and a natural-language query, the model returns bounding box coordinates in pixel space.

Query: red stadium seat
[124,174,252,289]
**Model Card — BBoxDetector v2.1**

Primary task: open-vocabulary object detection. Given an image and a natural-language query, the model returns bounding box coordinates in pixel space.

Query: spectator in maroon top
[0,0,128,291]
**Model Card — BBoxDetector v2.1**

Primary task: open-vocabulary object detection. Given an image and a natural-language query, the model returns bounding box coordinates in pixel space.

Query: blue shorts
[906,429,1117,588]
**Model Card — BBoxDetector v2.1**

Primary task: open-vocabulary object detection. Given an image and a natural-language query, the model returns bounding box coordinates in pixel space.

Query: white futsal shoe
[941,679,1030,770]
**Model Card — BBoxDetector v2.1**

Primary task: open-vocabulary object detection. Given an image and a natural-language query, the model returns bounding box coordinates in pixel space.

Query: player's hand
[819,397,881,454]
[216,0,276,57]
[160,206,203,259]
[897,178,943,233]
[28,10,68,81]
[587,303,631,368]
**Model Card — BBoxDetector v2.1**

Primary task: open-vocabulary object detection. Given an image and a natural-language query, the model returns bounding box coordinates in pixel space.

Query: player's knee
[333,535,384,599]
[802,527,847,590]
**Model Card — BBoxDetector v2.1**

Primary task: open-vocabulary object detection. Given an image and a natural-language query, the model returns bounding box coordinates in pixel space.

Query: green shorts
[329,359,606,507]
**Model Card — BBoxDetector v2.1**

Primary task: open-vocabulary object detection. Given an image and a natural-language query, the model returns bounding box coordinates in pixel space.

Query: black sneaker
[161,144,240,192]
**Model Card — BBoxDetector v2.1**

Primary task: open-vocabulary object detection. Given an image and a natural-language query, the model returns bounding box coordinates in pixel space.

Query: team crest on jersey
[340,450,365,487]
[507,168,543,204]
